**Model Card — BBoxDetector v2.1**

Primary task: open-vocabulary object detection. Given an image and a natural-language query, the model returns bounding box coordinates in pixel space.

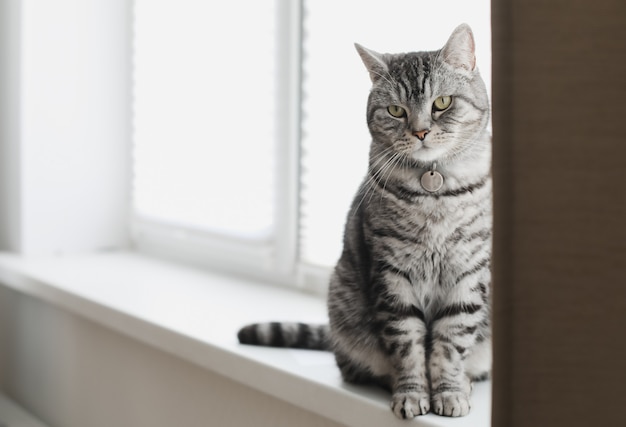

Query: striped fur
[237,322,330,350]
[238,24,492,419]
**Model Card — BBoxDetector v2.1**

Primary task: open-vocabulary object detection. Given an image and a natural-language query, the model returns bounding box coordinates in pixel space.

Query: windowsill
[0,251,491,427]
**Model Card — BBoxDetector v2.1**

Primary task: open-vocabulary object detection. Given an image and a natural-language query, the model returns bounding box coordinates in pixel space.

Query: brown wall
[491,1,626,426]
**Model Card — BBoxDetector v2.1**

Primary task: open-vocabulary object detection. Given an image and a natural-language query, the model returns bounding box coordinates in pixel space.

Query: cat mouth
[414,142,432,151]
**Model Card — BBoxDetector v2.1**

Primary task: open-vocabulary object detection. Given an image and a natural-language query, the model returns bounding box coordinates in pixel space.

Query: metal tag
[420,170,444,193]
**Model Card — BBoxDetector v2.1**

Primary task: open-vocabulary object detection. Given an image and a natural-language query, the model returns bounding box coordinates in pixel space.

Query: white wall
[0,285,346,427]
[0,0,130,254]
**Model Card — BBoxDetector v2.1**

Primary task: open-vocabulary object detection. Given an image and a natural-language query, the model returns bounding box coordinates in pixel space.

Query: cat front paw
[390,391,430,419]
[431,391,471,417]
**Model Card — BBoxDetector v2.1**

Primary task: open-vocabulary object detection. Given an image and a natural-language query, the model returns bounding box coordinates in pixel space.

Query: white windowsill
[0,251,491,427]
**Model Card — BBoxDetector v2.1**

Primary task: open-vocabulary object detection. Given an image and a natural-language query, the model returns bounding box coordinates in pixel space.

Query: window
[132,0,491,291]
[133,1,277,240]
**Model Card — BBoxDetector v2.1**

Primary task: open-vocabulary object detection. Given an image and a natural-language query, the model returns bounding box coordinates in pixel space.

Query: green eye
[387,105,407,118]
[433,96,452,111]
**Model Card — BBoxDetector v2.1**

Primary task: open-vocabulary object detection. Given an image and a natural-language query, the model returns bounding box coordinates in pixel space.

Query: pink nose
[414,129,430,141]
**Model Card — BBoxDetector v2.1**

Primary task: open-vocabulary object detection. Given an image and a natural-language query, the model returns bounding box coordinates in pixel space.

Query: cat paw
[431,391,471,417]
[390,391,430,419]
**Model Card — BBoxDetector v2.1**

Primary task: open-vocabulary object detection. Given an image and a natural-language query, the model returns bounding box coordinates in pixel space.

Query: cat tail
[237,322,331,351]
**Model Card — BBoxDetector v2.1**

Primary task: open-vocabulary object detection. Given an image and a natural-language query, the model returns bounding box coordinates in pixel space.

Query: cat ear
[441,23,476,71]
[355,43,389,83]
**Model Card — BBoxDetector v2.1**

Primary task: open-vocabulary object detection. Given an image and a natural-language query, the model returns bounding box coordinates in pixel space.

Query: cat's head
[356,24,489,165]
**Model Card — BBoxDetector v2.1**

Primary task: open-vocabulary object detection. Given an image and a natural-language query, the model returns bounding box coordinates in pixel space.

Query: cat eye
[387,105,407,118]
[433,96,453,111]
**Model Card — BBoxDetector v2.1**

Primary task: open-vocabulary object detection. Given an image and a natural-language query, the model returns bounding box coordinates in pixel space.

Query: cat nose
[413,129,430,141]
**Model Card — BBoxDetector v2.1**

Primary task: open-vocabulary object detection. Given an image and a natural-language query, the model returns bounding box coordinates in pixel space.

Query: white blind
[300,0,492,267]
[133,0,277,240]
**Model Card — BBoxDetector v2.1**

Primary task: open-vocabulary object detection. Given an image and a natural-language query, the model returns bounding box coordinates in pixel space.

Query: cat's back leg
[327,269,393,383]
[464,334,492,381]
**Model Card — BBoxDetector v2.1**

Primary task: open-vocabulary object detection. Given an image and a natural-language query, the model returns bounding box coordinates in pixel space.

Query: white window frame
[130,0,330,292]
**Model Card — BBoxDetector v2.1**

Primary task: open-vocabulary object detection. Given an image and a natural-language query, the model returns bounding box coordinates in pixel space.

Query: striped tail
[237,322,331,351]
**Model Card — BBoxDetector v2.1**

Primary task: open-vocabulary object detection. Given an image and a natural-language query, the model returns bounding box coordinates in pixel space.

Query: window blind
[300,0,492,268]
[133,0,277,240]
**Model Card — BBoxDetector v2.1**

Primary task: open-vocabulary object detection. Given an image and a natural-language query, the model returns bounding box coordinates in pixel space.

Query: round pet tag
[420,170,444,193]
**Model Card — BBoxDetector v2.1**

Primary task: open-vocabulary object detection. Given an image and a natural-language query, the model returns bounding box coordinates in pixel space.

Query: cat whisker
[364,152,399,206]
[378,152,404,205]
[351,147,400,216]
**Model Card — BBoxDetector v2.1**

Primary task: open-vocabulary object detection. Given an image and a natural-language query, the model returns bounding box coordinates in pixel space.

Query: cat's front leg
[428,304,486,417]
[372,277,430,418]
[383,315,431,418]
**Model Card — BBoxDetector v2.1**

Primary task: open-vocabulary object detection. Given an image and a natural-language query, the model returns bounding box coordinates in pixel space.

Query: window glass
[133,0,277,240]
[300,0,491,267]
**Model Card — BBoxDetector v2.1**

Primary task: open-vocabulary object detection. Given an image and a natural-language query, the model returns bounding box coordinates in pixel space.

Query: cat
[238,23,492,419]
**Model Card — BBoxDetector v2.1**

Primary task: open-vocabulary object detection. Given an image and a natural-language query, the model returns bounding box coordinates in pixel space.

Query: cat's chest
[403,196,466,245]
[373,197,475,307]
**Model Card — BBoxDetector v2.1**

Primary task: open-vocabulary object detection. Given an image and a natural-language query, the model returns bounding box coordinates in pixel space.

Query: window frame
[130,0,333,292]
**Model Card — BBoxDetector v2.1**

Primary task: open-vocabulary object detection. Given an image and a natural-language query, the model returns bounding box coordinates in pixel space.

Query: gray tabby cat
[238,23,491,419]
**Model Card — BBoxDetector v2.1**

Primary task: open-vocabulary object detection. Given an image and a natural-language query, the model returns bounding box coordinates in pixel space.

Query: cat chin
[410,147,446,164]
